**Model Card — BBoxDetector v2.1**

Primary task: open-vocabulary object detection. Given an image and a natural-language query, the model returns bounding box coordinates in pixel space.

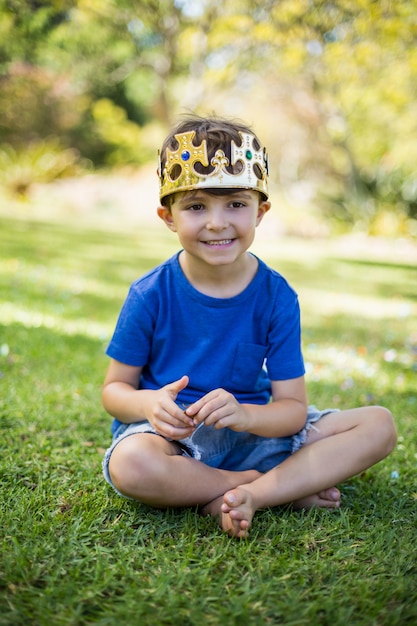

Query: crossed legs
[108,405,396,538]
[217,405,396,537]
[108,432,262,508]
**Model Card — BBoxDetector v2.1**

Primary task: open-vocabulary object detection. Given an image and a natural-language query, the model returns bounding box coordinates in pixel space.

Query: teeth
[206,239,232,245]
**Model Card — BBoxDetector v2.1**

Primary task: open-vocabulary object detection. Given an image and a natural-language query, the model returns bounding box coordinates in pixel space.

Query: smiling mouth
[203,239,234,246]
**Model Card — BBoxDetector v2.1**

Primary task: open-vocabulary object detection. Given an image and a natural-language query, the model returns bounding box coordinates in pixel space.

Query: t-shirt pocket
[230,343,268,389]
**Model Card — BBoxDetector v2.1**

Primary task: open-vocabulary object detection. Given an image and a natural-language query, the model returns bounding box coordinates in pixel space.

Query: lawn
[1,206,416,625]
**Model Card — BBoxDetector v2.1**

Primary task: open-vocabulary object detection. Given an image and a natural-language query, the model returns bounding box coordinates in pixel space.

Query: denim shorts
[102,405,337,497]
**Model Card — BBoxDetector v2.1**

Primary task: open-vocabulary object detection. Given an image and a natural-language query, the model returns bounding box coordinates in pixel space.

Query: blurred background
[1,0,417,240]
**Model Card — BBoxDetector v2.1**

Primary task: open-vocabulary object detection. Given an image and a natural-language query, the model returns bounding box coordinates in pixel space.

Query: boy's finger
[183,402,198,416]
[167,375,189,396]
[175,404,194,426]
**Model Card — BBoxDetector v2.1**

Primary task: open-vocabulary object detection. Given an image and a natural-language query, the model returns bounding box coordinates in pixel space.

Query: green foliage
[0,0,72,65]
[0,208,416,624]
[0,1,157,167]
[0,140,82,197]
[91,98,154,166]
[310,2,417,229]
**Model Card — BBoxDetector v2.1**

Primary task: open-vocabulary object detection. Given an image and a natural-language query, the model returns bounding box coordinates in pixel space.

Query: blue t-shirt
[107,252,305,431]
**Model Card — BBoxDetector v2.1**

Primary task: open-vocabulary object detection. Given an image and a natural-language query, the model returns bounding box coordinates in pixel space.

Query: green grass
[1,209,416,625]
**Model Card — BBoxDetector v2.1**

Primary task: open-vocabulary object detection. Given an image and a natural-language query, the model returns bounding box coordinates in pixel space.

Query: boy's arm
[102,359,195,438]
[243,376,308,437]
[102,359,146,423]
[186,376,308,438]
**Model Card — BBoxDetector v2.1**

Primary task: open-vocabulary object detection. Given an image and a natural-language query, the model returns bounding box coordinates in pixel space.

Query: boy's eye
[230,201,245,208]
[187,204,204,211]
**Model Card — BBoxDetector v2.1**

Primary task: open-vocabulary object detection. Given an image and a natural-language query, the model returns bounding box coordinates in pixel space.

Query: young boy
[102,115,397,538]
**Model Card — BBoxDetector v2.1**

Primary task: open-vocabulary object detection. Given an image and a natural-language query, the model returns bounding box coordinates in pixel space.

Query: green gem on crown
[245,150,252,160]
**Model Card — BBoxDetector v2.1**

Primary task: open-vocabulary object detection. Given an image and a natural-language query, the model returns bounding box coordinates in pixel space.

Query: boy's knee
[372,406,397,454]
[108,436,154,497]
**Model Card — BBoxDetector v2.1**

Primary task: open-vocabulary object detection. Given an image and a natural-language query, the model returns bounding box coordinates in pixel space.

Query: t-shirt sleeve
[265,287,305,381]
[106,284,154,367]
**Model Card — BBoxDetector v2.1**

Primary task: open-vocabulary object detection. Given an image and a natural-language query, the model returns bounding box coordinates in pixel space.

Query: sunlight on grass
[0,301,111,340]
[299,287,416,320]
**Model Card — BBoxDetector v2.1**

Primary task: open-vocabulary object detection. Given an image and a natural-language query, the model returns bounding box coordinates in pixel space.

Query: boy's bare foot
[220,487,255,538]
[291,487,341,510]
[199,494,223,520]
[201,486,341,538]
[200,490,253,539]
[218,486,341,537]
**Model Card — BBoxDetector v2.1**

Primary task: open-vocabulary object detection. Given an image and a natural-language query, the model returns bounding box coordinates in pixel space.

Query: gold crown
[158,130,269,202]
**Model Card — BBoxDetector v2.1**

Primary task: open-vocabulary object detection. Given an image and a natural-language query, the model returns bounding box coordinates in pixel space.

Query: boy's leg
[219,405,397,537]
[108,432,261,507]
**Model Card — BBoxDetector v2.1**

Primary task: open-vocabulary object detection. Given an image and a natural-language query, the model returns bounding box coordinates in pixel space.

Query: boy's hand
[185,388,250,432]
[147,375,196,440]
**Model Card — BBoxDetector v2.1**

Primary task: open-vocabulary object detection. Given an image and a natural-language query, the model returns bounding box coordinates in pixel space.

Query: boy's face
[157,189,270,268]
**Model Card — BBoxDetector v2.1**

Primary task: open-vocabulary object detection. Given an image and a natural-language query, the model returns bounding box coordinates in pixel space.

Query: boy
[102,115,396,538]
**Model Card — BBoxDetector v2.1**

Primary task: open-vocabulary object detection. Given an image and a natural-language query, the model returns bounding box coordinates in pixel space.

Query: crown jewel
[158,130,269,202]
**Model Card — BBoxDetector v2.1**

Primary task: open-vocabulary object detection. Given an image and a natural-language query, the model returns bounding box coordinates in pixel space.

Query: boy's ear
[157,206,177,232]
[256,201,271,226]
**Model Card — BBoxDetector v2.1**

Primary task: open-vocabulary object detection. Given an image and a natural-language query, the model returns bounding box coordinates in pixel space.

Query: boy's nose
[206,208,228,230]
